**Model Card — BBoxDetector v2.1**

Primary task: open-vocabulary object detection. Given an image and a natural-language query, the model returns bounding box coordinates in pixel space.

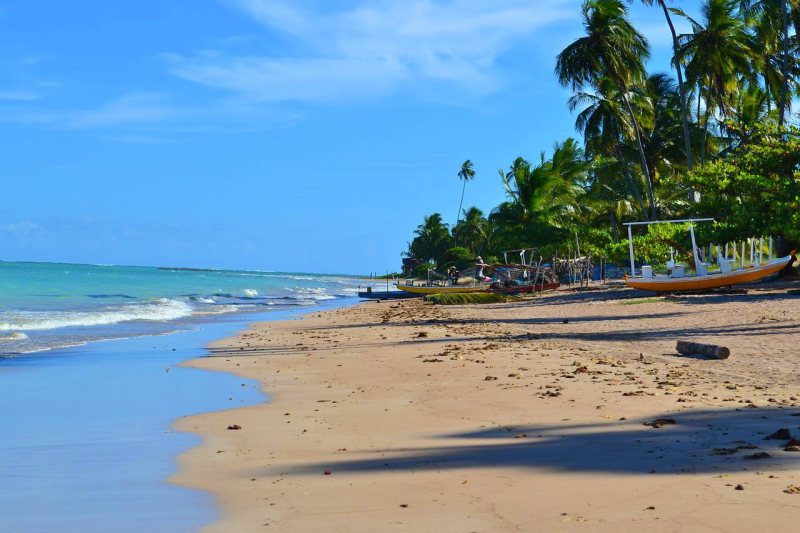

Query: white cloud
[68,92,179,128]
[1,221,44,242]
[108,134,177,145]
[168,0,573,104]
[0,89,41,101]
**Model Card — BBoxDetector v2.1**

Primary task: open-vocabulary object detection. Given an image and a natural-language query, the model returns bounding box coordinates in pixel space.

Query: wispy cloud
[0,89,41,101]
[168,0,573,104]
[108,134,177,145]
[1,221,45,242]
[68,92,179,128]
[0,90,302,136]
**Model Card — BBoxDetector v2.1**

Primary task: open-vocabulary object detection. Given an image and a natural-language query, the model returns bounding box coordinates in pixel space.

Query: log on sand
[676,341,730,360]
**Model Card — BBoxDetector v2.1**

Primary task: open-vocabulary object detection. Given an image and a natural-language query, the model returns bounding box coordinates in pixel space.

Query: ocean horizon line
[0,258,372,279]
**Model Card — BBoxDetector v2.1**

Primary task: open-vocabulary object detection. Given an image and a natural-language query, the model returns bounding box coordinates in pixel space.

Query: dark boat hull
[358,290,420,300]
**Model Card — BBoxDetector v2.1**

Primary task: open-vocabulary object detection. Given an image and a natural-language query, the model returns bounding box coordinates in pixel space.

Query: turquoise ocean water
[0,261,375,531]
[0,261,371,356]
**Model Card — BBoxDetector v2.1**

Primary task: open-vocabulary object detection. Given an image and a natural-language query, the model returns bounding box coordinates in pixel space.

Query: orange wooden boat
[626,255,791,292]
[624,218,791,292]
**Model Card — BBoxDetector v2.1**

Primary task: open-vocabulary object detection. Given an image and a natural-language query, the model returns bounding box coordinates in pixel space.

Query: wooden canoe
[626,255,791,292]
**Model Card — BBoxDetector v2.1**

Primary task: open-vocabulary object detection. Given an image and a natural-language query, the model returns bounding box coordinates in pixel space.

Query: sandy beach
[173,287,800,531]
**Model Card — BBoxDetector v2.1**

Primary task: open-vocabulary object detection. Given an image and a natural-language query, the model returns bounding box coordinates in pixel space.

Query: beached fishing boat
[624,219,792,292]
[395,280,561,295]
[357,289,419,299]
[395,258,562,296]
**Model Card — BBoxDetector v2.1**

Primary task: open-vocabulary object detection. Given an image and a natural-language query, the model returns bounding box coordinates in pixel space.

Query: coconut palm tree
[453,207,489,254]
[455,160,476,233]
[739,0,800,127]
[490,140,587,248]
[641,73,688,189]
[728,84,771,143]
[676,0,759,160]
[569,76,648,215]
[409,213,451,264]
[556,0,658,219]
[636,0,696,173]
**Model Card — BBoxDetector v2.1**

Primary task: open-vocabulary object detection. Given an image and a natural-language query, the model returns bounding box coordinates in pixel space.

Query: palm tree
[739,0,800,127]
[569,75,648,215]
[641,73,688,191]
[490,140,587,248]
[455,160,476,243]
[556,0,658,220]
[453,207,489,254]
[409,213,451,264]
[636,0,696,174]
[676,0,758,160]
[728,84,771,143]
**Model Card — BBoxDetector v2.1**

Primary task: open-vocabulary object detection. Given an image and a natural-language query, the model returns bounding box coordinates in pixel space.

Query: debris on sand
[743,452,772,460]
[227,424,242,430]
[784,485,800,494]
[712,448,739,456]
[765,428,792,441]
[643,418,677,429]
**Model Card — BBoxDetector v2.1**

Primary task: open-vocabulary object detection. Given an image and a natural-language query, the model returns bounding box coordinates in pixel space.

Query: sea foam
[0,332,28,342]
[0,298,193,332]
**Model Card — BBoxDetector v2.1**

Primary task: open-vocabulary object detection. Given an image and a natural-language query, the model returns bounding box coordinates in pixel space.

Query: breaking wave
[0,332,28,342]
[0,299,194,332]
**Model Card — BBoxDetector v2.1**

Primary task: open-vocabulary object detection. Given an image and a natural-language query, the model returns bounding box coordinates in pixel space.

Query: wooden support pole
[741,241,745,268]
[676,341,730,360]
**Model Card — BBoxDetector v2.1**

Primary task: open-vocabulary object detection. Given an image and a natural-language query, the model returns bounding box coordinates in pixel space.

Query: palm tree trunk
[609,211,620,242]
[696,86,702,126]
[659,1,693,172]
[658,0,695,203]
[766,79,772,113]
[610,122,648,219]
[701,105,710,165]
[778,0,790,129]
[618,88,658,220]
[455,180,467,245]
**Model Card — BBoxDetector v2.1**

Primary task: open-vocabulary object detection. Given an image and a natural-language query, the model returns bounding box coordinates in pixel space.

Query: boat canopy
[623,218,714,277]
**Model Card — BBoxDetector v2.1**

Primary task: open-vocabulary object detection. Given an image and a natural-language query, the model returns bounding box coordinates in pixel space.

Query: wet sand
[173,286,800,531]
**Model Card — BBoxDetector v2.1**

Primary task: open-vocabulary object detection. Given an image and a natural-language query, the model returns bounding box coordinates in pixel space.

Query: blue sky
[1,0,693,273]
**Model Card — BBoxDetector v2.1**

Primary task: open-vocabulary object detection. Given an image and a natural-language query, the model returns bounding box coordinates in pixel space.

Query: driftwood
[676,340,730,360]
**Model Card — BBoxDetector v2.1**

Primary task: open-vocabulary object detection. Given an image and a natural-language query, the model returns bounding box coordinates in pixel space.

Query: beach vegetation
[402,0,800,274]
[424,293,522,305]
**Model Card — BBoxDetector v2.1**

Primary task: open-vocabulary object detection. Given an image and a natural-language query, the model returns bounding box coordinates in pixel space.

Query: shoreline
[0,310,271,533]
[174,287,800,531]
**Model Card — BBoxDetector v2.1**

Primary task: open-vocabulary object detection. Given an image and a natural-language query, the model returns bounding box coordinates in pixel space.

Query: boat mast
[689,222,701,273]
[628,225,635,277]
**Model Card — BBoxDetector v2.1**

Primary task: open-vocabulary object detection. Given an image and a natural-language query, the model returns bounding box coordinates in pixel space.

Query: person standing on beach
[476,256,484,280]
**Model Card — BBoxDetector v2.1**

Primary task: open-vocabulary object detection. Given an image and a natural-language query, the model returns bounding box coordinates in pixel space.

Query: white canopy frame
[623,218,715,277]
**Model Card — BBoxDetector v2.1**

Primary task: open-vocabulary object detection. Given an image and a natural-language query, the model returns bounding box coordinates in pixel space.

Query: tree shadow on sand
[270,407,800,477]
